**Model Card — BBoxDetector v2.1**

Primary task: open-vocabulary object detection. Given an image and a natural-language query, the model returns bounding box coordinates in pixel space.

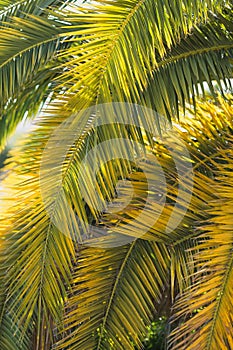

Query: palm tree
[0,0,233,349]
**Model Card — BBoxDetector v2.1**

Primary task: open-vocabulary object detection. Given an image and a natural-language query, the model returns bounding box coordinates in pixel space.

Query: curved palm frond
[169,148,233,350]
[0,0,77,149]
[0,104,164,348]
[0,131,78,348]
[0,0,232,149]
[56,0,228,109]
[0,314,31,350]
[0,0,64,20]
[0,15,62,148]
[56,240,170,350]
[0,206,32,350]
[50,97,233,349]
[91,98,233,242]
[140,10,233,119]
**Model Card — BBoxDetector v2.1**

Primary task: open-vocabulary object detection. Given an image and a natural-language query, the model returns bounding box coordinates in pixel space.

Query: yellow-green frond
[169,150,233,350]
[56,240,170,350]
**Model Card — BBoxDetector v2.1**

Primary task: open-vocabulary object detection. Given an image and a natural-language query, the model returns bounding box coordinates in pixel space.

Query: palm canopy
[0,1,233,350]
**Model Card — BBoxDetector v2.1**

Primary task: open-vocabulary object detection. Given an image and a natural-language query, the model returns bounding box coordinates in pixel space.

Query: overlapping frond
[90,99,233,242]
[57,0,229,109]
[0,0,63,21]
[169,148,233,350]
[0,314,31,350]
[140,11,233,119]
[49,97,233,349]
[55,240,170,350]
[0,15,63,148]
[0,133,78,348]
[0,0,76,149]
[0,0,232,149]
[0,104,165,348]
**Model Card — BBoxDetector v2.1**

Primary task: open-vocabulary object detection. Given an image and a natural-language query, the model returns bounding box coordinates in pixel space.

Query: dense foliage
[0,1,233,349]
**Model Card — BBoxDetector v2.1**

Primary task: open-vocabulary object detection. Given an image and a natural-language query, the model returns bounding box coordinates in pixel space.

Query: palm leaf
[56,0,227,110]
[0,99,178,348]
[1,0,232,149]
[0,207,31,350]
[169,148,233,350]
[0,314,32,350]
[0,1,77,149]
[0,130,77,348]
[0,104,162,347]
[0,15,62,146]
[53,98,233,349]
[0,0,64,20]
[138,8,233,120]
[55,240,170,350]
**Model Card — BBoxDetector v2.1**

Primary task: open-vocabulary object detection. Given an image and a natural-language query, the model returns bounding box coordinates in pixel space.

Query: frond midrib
[206,251,233,349]
[95,0,146,103]
[157,42,233,70]
[0,35,60,70]
[97,241,136,350]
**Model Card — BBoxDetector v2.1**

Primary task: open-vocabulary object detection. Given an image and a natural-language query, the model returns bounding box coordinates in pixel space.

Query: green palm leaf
[0,0,64,20]
[56,240,170,350]
[0,15,62,147]
[0,0,77,149]
[169,149,233,350]
[140,14,233,119]
[57,0,227,109]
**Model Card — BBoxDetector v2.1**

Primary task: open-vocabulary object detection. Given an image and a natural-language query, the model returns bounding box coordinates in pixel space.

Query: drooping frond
[0,15,63,148]
[55,240,170,350]
[0,314,32,350]
[0,133,77,348]
[89,98,233,242]
[0,0,64,21]
[140,10,233,119]
[0,103,166,348]
[0,0,76,149]
[0,201,32,350]
[57,0,229,110]
[169,147,233,350]
[50,97,233,349]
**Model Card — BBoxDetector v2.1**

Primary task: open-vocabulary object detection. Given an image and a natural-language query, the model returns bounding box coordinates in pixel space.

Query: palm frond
[0,313,31,350]
[0,0,64,21]
[1,0,232,149]
[0,207,31,350]
[138,8,233,120]
[56,240,170,350]
[56,0,227,110]
[0,100,180,348]
[92,98,233,241]
[0,68,57,149]
[0,133,77,348]
[169,148,233,350]
[0,1,76,149]
[0,15,62,144]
